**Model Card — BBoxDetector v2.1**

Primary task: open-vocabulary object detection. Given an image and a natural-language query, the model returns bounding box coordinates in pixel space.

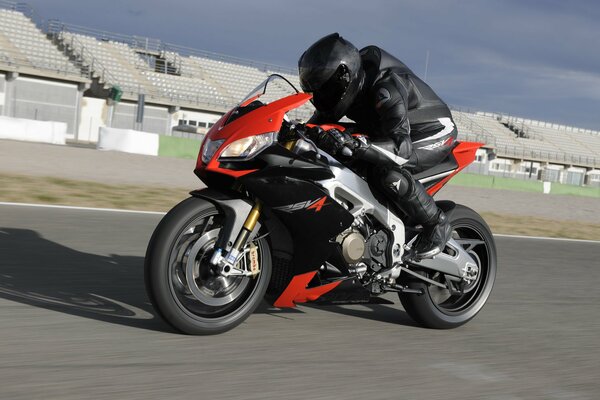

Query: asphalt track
[1,204,599,400]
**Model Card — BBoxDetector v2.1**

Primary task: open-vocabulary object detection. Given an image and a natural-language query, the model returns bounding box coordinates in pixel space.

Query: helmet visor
[310,65,351,112]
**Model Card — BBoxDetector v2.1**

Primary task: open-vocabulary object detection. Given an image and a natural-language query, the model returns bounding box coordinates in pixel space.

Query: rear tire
[145,197,271,335]
[399,204,496,329]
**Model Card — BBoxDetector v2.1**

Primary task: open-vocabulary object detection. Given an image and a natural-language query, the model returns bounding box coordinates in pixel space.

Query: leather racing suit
[308,46,457,255]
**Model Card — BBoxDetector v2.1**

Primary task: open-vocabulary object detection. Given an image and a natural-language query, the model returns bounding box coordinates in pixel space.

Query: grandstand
[47,21,313,119]
[0,0,598,186]
[0,5,83,77]
[452,110,600,185]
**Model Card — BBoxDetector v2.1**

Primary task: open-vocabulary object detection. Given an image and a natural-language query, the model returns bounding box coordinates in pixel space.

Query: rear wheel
[145,197,271,335]
[399,204,496,329]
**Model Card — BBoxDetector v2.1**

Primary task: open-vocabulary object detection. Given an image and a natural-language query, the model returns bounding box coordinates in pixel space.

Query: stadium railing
[0,3,88,79]
[452,106,599,168]
[47,20,234,111]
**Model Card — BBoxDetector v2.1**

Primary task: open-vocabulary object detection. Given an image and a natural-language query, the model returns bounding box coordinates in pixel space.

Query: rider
[298,33,455,258]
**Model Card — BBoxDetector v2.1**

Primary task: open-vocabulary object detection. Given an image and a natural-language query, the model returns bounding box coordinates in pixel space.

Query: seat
[413,150,459,181]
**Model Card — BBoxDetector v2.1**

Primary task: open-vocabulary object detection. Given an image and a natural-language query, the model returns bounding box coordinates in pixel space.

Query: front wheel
[145,197,271,335]
[399,204,497,329]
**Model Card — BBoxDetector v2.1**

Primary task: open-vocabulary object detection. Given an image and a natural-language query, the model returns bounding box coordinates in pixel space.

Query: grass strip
[1,173,598,240]
[158,135,202,159]
[449,172,600,197]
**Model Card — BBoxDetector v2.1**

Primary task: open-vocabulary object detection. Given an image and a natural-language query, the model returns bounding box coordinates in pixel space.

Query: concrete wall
[143,105,169,134]
[0,115,67,144]
[111,101,169,134]
[78,97,107,143]
[587,170,600,187]
[11,76,78,137]
[171,109,221,134]
[0,73,5,115]
[564,167,586,186]
[540,164,564,183]
[97,126,158,156]
[111,102,136,131]
[488,158,515,177]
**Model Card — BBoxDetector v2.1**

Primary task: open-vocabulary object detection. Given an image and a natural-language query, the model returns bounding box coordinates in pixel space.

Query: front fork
[209,200,262,276]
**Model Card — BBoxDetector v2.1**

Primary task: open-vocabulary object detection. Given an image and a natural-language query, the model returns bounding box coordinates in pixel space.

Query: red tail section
[426,141,483,196]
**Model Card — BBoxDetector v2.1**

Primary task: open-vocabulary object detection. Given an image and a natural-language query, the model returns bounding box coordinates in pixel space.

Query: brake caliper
[248,243,260,277]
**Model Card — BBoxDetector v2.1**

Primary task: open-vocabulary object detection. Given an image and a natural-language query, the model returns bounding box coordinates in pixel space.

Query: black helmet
[298,33,364,120]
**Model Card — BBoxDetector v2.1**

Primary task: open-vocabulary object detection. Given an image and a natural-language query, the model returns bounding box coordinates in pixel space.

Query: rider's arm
[352,74,412,165]
[371,74,412,159]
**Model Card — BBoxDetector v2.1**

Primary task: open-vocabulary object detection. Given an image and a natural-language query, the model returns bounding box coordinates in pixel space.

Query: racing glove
[305,126,358,157]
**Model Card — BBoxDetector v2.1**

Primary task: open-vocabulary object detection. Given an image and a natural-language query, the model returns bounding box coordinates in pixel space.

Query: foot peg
[402,240,440,262]
[414,245,442,260]
[412,211,451,260]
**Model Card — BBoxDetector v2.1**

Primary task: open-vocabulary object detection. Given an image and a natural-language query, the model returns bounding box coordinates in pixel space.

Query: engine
[365,230,389,270]
[337,229,365,264]
[335,216,390,279]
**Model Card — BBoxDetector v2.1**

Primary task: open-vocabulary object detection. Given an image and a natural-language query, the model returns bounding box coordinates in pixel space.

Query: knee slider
[382,168,414,197]
[396,169,415,197]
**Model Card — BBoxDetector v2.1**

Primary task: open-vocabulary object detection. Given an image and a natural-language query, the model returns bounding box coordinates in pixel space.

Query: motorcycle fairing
[263,150,408,308]
[196,93,312,178]
[273,271,343,308]
[423,141,483,196]
[193,82,483,308]
[241,144,334,181]
[240,174,354,275]
[269,145,482,308]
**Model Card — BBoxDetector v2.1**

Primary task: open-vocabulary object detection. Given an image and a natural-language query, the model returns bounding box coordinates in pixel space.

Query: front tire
[145,197,272,335]
[399,204,497,329]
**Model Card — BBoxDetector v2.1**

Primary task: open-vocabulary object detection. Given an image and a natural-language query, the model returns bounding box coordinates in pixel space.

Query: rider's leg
[380,168,451,258]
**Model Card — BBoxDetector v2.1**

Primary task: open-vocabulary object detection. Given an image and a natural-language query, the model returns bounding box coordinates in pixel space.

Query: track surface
[1,204,599,400]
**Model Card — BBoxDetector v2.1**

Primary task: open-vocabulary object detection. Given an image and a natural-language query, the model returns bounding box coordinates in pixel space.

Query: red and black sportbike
[145,75,497,335]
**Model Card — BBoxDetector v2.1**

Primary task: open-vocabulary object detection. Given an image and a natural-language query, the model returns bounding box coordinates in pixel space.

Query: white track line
[0,201,166,215]
[492,233,599,244]
[1,201,598,243]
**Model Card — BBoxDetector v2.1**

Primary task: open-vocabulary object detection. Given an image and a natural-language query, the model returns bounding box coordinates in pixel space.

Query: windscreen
[237,74,314,122]
[239,74,298,105]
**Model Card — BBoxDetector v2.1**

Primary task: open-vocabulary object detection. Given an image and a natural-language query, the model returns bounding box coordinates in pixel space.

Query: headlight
[219,132,275,160]
[201,138,225,164]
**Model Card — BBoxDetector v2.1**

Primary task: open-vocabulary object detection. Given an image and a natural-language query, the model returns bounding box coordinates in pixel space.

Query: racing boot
[384,168,451,259]
[413,209,452,259]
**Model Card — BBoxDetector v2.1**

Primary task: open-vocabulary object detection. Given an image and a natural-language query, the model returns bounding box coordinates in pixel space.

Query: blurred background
[0,1,598,399]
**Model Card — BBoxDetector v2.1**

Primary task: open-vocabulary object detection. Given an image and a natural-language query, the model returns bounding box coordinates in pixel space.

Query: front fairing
[192,76,357,287]
[195,77,312,179]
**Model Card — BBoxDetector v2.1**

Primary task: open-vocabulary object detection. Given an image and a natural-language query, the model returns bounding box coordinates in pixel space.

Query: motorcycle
[145,74,497,335]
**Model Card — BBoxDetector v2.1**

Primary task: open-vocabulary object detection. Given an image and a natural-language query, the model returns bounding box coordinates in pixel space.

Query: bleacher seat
[1,2,595,168]
[0,9,80,76]
[452,111,599,166]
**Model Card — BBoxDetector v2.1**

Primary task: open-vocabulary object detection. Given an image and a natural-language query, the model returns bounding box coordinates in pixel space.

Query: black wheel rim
[167,210,265,320]
[427,221,491,315]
